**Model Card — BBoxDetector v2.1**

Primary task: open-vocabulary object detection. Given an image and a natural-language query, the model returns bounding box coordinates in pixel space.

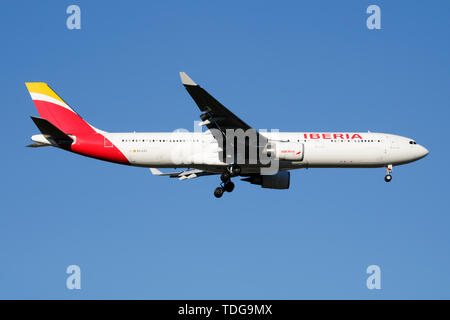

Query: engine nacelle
[242,171,290,189]
[263,141,304,161]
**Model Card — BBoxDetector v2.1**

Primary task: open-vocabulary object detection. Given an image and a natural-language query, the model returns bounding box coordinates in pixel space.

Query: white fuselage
[102,131,429,173]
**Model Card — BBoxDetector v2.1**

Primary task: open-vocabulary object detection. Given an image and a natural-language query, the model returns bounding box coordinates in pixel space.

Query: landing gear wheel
[221,171,231,183]
[385,164,393,182]
[214,187,224,198]
[224,181,235,193]
[230,165,241,177]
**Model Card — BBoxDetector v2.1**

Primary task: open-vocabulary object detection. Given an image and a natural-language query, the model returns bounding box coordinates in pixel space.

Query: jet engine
[263,141,304,161]
[242,171,290,189]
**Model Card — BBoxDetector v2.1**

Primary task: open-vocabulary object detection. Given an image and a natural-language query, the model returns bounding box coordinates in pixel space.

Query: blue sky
[1,0,449,299]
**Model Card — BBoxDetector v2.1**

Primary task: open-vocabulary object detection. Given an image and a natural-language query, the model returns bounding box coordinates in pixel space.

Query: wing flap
[149,168,217,180]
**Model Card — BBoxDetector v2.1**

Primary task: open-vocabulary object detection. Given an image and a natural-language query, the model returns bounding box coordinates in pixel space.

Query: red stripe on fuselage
[32,100,129,165]
[70,133,129,165]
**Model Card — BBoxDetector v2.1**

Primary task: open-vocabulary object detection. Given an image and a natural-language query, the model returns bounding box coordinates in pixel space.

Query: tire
[231,165,241,177]
[384,174,392,182]
[224,181,235,192]
[221,171,231,183]
[214,187,224,198]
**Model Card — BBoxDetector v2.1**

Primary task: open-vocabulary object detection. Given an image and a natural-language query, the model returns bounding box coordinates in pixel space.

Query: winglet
[149,168,163,175]
[179,72,197,86]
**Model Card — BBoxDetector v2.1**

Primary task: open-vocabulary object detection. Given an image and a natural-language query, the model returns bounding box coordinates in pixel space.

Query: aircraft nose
[418,145,429,158]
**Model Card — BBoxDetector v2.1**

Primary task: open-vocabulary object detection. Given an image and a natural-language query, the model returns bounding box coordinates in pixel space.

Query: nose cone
[417,145,429,159]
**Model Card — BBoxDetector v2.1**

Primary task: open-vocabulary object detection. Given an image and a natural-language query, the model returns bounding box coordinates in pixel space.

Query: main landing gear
[214,165,240,198]
[384,164,393,182]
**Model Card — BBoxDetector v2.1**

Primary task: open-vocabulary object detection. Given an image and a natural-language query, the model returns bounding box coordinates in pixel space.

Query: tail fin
[25,83,100,135]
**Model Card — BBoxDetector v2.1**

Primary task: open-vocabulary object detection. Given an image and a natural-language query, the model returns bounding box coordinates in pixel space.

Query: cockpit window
[409,141,417,145]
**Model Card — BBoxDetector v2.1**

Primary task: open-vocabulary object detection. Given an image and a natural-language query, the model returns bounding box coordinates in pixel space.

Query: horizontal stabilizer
[26,142,51,148]
[30,116,73,148]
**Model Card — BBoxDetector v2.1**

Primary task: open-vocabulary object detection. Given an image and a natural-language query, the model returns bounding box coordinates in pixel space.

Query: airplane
[26,72,429,198]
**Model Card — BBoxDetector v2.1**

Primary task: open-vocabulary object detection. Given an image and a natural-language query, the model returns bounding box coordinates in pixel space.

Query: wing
[149,168,218,180]
[180,72,263,141]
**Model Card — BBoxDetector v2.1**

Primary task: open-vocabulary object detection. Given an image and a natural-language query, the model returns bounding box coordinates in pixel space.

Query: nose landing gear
[384,164,393,182]
[214,165,240,198]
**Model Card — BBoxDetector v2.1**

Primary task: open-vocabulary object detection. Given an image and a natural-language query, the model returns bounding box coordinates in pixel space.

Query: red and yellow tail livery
[26,82,129,164]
